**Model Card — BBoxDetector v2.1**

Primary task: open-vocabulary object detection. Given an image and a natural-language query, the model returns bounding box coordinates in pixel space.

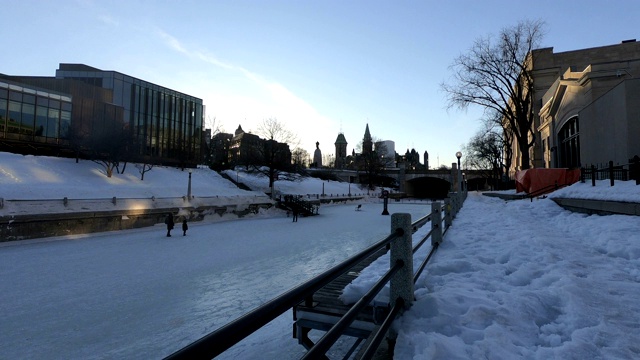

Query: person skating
[165,213,174,237]
[182,219,188,236]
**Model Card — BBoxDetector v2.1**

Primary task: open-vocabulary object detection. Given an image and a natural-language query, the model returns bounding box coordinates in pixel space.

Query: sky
[3,1,640,168]
[1,153,640,358]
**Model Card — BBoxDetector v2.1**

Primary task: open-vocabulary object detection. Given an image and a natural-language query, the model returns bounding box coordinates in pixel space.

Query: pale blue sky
[2,0,639,167]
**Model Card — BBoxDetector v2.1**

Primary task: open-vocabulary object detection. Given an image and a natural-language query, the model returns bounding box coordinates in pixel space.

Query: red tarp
[515,168,581,194]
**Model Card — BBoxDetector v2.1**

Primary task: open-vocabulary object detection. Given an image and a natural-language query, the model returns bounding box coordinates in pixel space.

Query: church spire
[363,123,373,154]
[364,123,372,142]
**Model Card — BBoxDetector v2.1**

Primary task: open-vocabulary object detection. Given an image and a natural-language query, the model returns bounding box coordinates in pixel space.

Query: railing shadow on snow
[163,190,468,360]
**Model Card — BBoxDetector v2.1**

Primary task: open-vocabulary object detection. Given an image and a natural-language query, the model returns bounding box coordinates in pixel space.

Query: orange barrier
[515,168,581,194]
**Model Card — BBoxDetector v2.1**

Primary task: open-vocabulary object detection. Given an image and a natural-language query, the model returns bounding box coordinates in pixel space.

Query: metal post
[456,151,462,205]
[188,169,193,199]
[591,165,596,186]
[390,213,413,310]
[382,190,389,215]
[609,160,614,186]
[431,202,442,245]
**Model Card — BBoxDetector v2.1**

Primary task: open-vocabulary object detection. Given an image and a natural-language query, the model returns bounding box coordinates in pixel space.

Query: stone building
[509,40,640,174]
[424,150,429,169]
[334,133,348,168]
[210,125,291,169]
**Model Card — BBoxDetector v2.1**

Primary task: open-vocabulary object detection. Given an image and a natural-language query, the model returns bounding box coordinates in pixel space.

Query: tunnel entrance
[405,177,451,199]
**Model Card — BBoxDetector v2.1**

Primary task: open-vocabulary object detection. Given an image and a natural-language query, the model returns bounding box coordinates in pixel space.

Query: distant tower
[424,150,429,169]
[362,124,373,154]
[313,141,322,167]
[334,133,348,168]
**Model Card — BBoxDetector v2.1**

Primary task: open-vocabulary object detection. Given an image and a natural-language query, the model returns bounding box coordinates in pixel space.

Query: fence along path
[164,191,467,359]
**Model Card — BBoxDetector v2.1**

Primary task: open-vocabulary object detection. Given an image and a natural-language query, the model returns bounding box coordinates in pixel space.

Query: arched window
[558,117,580,168]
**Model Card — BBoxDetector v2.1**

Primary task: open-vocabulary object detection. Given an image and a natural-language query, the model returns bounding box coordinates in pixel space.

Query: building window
[558,117,580,168]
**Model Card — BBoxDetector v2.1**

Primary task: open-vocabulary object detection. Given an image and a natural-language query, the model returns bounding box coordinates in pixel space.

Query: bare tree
[479,110,514,177]
[291,148,310,170]
[442,19,545,170]
[464,127,504,190]
[206,115,224,135]
[136,163,154,181]
[89,123,132,178]
[253,118,299,195]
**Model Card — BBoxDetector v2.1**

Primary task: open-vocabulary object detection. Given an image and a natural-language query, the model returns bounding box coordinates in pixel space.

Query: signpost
[382,190,389,215]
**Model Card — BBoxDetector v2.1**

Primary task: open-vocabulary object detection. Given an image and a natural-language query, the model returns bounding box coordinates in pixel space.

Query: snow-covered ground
[1,153,640,359]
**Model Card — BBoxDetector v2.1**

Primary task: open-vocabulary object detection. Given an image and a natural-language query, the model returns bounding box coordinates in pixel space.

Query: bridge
[310,166,488,198]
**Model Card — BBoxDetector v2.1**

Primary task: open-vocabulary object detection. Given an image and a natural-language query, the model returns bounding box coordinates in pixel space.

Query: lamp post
[455,151,462,194]
[187,169,193,199]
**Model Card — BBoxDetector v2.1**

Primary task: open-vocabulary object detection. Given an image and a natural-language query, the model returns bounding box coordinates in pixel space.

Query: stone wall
[0,203,273,242]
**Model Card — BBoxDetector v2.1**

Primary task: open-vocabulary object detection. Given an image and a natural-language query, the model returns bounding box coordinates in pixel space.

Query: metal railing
[164,190,467,360]
[581,156,640,186]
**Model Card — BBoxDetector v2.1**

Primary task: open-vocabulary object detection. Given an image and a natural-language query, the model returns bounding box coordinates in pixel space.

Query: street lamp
[455,151,462,193]
[187,169,193,199]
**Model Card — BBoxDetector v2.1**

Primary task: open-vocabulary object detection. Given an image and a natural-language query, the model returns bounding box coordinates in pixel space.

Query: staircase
[280,195,319,217]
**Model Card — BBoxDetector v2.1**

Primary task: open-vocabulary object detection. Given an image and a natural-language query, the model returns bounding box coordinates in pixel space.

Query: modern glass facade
[0,64,204,167]
[56,64,204,166]
[0,79,72,145]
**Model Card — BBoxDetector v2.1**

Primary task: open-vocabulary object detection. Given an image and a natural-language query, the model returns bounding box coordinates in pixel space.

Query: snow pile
[222,168,370,197]
[342,192,640,359]
[0,152,259,200]
[549,179,640,202]
[2,152,640,358]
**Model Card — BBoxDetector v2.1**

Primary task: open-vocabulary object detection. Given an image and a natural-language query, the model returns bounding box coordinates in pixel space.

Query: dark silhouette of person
[182,219,188,236]
[292,208,298,222]
[165,213,174,237]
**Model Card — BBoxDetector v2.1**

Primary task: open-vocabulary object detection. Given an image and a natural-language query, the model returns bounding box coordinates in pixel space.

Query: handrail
[163,229,403,360]
[352,201,449,359]
[413,243,439,284]
[357,297,404,359]
[581,157,640,186]
[165,194,466,360]
[301,259,404,359]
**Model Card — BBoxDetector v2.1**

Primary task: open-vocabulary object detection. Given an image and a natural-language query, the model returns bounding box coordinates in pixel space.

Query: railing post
[454,193,459,217]
[390,213,413,310]
[444,197,452,229]
[609,160,615,186]
[448,192,457,218]
[591,165,596,186]
[431,202,442,245]
[631,155,640,185]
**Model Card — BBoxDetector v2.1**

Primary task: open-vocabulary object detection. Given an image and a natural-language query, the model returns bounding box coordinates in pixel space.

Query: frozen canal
[0,202,430,359]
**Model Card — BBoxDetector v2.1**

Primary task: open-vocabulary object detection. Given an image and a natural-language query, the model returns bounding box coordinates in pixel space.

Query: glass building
[1,64,204,167]
[0,78,72,150]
